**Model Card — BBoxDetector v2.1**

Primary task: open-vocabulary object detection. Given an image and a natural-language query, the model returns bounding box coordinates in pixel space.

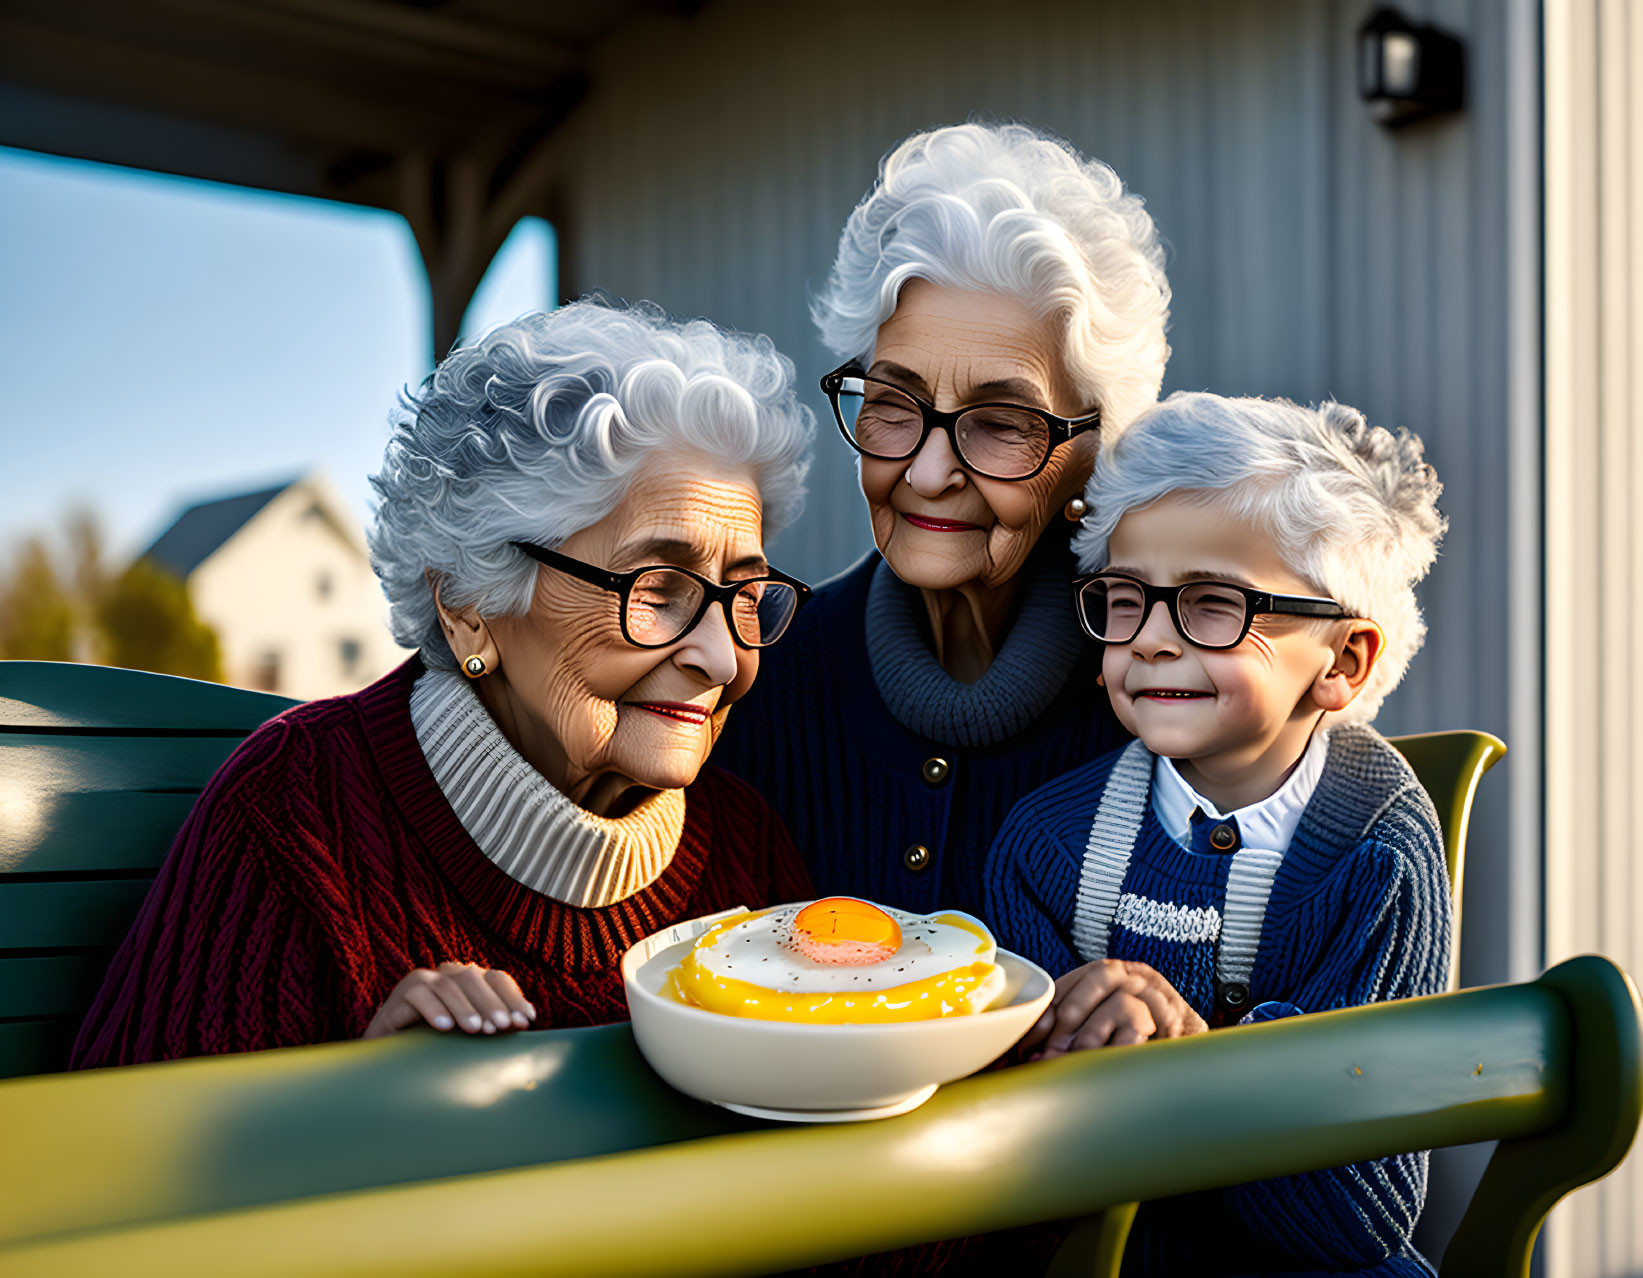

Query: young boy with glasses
[984,392,1449,1276]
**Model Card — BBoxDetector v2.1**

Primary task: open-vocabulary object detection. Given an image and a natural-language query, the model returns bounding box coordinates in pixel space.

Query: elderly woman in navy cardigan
[715,118,1169,928]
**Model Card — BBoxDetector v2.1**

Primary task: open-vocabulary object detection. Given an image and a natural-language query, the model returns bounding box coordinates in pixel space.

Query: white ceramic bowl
[621,908,1053,1120]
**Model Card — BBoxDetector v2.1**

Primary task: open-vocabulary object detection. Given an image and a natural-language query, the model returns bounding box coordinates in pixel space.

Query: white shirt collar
[1152,728,1330,854]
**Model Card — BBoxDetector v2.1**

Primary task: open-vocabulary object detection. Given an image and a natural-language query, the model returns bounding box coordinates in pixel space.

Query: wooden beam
[150,0,585,93]
[0,16,454,152]
[221,0,588,76]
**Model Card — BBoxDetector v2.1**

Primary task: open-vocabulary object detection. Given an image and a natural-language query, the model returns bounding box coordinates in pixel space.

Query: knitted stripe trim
[1071,739,1152,960]
[863,538,1087,748]
[1219,848,1285,986]
[409,668,685,908]
[1113,893,1222,945]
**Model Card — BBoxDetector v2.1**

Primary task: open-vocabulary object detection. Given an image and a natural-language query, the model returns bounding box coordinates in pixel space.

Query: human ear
[428,569,500,675]
[1312,621,1385,713]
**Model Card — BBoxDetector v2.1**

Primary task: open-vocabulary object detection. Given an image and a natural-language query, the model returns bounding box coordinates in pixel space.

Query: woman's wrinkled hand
[1020,959,1207,1059]
[363,962,538,1039]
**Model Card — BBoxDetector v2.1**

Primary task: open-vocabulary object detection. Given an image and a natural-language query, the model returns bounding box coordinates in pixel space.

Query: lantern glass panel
[1384,31,1421,95]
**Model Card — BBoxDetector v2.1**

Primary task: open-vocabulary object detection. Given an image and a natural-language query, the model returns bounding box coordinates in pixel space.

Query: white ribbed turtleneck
[408,667,685,908]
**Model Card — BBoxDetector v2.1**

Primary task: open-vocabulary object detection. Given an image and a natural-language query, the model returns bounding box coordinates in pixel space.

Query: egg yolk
[664,910,1001,1023]
[792,897,901,965]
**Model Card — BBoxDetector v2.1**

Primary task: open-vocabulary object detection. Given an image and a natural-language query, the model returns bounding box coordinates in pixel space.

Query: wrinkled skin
[436,455,767,817]
[859,279,1097,681]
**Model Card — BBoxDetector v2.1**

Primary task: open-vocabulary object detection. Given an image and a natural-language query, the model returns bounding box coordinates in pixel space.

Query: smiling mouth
[902,514,981,532]
[1134,690,1213,701]
[627,701,712,725]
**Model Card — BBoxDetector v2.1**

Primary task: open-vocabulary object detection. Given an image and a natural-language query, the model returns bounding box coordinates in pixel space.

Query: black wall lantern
[1358,6,1465,127]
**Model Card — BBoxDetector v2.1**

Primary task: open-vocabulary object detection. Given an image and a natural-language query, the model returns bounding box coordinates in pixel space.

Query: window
[316,571,333,600]
[251,651,282,692]
[338,637,361,675]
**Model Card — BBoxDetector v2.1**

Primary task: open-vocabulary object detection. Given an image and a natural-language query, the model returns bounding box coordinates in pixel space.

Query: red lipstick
[628,701,711,725]
[902,514,981,532]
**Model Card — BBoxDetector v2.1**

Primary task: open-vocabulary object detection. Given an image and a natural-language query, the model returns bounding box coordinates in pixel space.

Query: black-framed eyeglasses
[1073,572,1348,651]
[509,542,811,650]
[820,362,1101,482]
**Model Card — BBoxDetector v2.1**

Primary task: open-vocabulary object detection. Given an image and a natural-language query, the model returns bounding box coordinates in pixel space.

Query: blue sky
[0,146,554,564]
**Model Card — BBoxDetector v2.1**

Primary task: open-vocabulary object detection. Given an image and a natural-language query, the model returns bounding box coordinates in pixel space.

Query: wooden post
[395,77,586,364]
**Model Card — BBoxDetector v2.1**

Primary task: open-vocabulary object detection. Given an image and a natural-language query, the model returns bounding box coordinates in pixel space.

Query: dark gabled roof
[141,481,295,579]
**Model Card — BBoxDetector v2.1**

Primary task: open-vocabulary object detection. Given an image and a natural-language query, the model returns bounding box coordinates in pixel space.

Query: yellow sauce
[664,909,1000,1023]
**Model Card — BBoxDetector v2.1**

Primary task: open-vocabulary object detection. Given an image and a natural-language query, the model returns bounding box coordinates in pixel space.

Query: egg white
[690,901,997,994]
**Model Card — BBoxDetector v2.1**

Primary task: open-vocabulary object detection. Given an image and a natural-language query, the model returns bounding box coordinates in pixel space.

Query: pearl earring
[463,655,488,679]
[1064,496,1088,522]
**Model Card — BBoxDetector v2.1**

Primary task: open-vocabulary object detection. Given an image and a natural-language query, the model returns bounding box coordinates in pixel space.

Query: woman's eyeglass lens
[1077,577,1257,649]
[833,375,1054,481]
[626,569,799,648]
[510,541,806,650]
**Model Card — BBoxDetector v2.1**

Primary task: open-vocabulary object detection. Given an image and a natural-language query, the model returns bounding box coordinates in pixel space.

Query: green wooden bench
[0,956,1635,1276]
[3,660,1631,1278]
[0,661,298,1077]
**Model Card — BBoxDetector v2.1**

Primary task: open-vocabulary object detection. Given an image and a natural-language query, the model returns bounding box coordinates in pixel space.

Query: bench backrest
[0,662,297,1077]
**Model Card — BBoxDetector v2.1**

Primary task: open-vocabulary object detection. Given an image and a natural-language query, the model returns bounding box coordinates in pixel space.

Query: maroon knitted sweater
[71,659,814,1068]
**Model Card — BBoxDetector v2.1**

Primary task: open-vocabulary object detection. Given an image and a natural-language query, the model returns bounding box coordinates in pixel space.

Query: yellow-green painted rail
[0,956,1635,1278]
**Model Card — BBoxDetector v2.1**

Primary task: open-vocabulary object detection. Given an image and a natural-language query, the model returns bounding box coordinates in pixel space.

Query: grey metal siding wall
[543,0,1600,1263]
[548,0,1520,949]
[547,0,1349,586]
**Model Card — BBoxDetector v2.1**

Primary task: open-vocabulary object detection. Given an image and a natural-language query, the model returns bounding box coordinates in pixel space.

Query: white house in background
[141,474,409,700]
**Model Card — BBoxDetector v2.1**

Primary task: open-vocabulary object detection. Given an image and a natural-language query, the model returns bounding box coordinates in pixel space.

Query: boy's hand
[363,963,537,1038]
[1021,959,1207,1059]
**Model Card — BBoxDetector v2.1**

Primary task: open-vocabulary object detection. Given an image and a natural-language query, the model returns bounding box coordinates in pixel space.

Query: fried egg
[665,897,1007,1023]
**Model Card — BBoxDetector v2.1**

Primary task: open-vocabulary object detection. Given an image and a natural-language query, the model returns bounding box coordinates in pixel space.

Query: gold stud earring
[463,655,488,679]
[1064,496,1088,522]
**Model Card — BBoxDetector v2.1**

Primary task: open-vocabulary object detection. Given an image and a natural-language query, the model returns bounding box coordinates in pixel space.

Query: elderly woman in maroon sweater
[73,300,817,1066]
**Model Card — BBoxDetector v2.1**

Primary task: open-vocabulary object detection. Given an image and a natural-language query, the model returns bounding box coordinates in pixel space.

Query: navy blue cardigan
[712,545,1129,919]
[986,727,1451,1277]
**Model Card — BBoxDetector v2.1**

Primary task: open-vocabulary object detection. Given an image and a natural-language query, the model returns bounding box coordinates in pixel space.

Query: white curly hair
[1073,392,1447,723]
[369,299,815,668]
[811,120,1171,437]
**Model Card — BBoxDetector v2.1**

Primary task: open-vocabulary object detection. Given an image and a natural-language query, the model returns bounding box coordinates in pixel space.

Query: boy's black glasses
[820,362,1101,482]
[1074,572,1348,651]
[510,542,811,650]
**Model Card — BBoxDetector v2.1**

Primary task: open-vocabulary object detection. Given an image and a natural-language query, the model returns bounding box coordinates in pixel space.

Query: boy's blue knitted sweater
[985,726,1452,1277]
